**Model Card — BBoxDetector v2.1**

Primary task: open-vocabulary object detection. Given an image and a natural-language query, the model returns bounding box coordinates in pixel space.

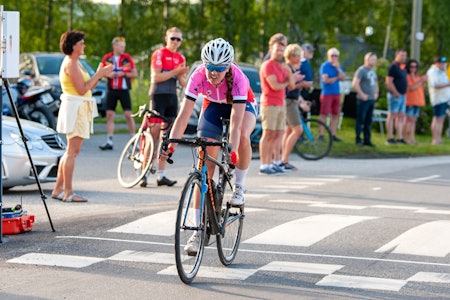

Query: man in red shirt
[145,27,188,187]
[100,36,137,150]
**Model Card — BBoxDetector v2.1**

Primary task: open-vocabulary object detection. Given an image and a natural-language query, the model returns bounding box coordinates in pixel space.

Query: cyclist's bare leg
[281,124,303,163]
[149,122,162,166]
[123,110,136,135]
[156,122,169,172]
[237,111,256,170]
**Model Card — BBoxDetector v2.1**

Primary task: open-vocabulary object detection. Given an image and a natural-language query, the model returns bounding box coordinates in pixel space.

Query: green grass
[330,118,450,158]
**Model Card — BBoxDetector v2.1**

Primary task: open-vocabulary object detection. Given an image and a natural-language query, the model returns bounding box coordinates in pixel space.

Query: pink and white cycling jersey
[185,63,252,108]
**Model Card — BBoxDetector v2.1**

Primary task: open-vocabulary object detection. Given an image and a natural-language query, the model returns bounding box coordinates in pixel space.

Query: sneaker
[332,136,342,142]
[386,138,397,144]
[184,232,201,256]
[356,141,363,146]
[281,162,298,171]
[363,142,375,147]
[318,135,325,142]
[259,167,280,175]
[271,163,284,173]
[99,143,113,150]
[157,176,177,186]
[396,139,407,144]
[230,185,246,206]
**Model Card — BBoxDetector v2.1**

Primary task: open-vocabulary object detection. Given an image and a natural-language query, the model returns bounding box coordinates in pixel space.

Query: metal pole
[410,0,423,62]
[382,0,395,60]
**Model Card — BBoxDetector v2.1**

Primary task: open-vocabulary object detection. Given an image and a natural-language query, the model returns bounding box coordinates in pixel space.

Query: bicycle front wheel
[117,131,154,188]
[216,182,244,266]
[175,172,207,284]
[294,118,332,160]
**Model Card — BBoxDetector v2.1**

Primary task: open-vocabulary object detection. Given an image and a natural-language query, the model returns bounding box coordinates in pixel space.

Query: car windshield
[36,55,96,76]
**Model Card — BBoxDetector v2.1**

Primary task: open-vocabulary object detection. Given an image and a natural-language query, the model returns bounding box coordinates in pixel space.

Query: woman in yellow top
[51,30,112,202]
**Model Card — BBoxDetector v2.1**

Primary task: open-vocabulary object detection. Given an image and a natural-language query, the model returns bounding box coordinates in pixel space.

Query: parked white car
[1,116,66,189]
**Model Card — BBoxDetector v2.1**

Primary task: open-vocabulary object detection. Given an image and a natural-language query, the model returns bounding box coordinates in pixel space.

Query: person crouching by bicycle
[160,38,257,254]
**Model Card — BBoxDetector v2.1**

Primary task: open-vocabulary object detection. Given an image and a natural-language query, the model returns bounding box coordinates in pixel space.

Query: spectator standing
[99,36,137,150]
[319,48,346,141]
[385,49,408,144]
[300,43,315,101]
[52,30,113,202]
[352,52,379,147]
[281,44,305,171]
[404,59,427,145]
[146,27,188,187]
[259,37,296,175]
[426,56,450,145]
[262,33,287,62]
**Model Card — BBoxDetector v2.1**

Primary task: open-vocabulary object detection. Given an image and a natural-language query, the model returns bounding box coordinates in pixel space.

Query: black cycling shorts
[105,89,132,111]
[150,93,178,119]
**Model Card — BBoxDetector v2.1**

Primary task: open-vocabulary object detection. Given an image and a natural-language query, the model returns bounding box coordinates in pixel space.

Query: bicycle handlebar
[130,104,175,123]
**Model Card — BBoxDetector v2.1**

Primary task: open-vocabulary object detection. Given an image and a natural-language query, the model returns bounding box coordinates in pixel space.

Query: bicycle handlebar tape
[230,151,237,165]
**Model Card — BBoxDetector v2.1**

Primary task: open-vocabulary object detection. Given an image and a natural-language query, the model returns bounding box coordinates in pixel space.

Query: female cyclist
[161,38,257,254]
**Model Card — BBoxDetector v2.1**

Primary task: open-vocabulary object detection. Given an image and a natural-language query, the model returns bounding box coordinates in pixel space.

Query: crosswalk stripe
[309,203,367,210]
[408,175,440,183]
[108,250,179,264]
[7,253,105,268]
[371,205,425,210]
[258,261,343,275]
[375,220,450,257]
[243,214,377,247]
[108,210,177,236]
[415,209,450,215]
[407,272,450,283]
[158,264,257,280]
[316,274,407,291]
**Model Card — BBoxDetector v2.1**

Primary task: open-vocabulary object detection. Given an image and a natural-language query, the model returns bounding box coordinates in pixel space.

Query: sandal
[62,193,88,203]
[51,191,64,201]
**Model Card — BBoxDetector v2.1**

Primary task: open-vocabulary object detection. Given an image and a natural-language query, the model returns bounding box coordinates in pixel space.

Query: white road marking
[108,250,182,264]
[158,264,257,280]
[108,208,266,236]
[371,205,425,210]
[270,199,321,204]
[372,187,381,191]
[259,261,343,275]
[375,220,450,257]
[7,253,104,268]
[264,185,308,190]
[280,178,342,183]
[408,175,440,183]
[316,274,407,291]
[243,214,377,247]
[309,203,367,210]
[408,272,450,283]
[108,210,176,236]
[415,209,450,215]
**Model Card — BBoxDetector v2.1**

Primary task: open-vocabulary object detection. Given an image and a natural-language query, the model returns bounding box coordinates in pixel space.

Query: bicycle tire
[175,172,207,284]
[216,179,244,266]
[294,118,332,160]
[117,131,154,188]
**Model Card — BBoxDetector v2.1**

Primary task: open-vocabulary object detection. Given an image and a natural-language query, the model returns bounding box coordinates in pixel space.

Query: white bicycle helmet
[201,38,234,65]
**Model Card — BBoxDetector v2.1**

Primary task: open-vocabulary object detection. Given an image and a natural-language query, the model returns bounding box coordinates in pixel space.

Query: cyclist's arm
[229,102,246,153]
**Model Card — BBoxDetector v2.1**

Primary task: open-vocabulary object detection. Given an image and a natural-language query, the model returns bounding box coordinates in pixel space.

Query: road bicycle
[163,119,245,284]
[117,105,173,188]
[250,110,333,161]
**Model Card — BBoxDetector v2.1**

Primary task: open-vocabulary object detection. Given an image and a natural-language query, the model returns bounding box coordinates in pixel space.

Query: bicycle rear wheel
[294,118,332,160]
[117,131,154,188]
[175,172,207,284]
[216,181,244,266]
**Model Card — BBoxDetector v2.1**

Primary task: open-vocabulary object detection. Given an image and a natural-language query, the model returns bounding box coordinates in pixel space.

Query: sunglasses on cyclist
[205,64,229,73]
[169,36,182,42]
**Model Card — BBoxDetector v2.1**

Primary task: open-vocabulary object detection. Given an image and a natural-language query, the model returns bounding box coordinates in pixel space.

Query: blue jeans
[355,99,375,144]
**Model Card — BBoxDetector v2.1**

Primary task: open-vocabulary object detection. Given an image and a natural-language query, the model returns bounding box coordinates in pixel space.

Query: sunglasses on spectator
[331,54,339,57]
[205,64,229,73]
[169,36,182,42]
[410,65,418,68]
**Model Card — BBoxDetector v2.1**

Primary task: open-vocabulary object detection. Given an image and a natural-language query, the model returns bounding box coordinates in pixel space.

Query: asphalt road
[0,132,449,299]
